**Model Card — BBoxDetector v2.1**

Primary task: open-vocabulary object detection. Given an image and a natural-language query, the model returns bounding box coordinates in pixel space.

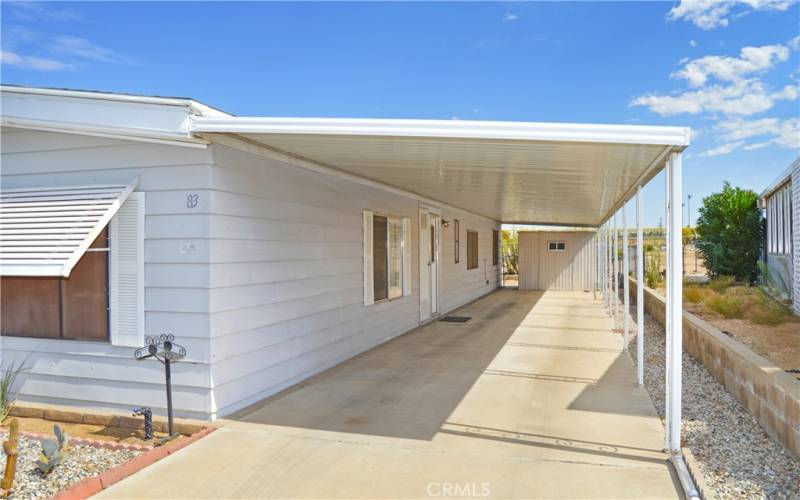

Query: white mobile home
[760,157,800,314]
[0,85,690,422]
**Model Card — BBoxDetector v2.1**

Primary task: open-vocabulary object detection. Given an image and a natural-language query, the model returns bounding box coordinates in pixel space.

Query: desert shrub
[0,358,28,421]
[705,292,746,318]
[708,275,736,293]
[683,286,710,304]
[695,182,762,283]
[747,289,790,325]
[645,248,663,288]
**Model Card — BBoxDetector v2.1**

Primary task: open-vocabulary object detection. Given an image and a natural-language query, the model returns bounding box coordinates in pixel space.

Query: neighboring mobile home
[760,157,800,314]
[0,85,690,420]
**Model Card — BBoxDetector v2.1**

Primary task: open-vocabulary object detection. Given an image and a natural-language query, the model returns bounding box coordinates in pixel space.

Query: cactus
[35,425,69,475]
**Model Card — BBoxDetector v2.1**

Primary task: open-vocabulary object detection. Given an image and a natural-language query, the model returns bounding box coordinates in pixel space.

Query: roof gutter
[1,116,210,149]
[191,116,691,147]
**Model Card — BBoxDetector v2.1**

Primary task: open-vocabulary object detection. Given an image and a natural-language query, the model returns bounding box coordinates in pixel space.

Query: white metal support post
[603,221,611,314]
[623,203,630,350]
[667,152,684,454]
[664,155,672,452]
[612,212,619,328]
[636,186,644,387]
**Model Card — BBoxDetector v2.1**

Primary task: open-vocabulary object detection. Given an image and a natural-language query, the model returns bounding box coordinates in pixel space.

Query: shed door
[518,231,596,291]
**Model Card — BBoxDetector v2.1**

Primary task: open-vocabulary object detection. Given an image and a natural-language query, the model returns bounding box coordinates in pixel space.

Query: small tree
[695,182,763,283]
[501,229,519,275]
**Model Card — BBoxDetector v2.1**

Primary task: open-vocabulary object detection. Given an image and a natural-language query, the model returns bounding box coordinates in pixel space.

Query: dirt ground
[683,303,800,372]
[1,416,171,445]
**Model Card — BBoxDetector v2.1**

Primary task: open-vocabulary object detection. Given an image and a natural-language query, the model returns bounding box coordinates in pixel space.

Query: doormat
[440,316,472,323]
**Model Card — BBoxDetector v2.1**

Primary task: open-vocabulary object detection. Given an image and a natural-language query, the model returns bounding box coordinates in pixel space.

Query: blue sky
[2,1,798,226]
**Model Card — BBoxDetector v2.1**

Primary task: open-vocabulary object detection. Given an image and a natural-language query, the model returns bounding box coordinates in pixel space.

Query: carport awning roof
[191,117,690,226]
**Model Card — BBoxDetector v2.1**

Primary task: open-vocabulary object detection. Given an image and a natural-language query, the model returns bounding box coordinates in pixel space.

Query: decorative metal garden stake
[132,407,153,440]
[134,334,186,437]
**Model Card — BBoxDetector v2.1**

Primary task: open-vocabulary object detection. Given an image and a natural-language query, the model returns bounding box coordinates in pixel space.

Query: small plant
[645,248,663,288]
[705,292,746,319]
[683,286,709,304]
[708,275,736,293]
[0,358,29,422]
[36,425,69,475]
[747,288,790,326]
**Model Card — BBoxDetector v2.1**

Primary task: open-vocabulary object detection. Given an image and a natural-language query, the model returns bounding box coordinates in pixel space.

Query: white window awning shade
[0,180,138,277]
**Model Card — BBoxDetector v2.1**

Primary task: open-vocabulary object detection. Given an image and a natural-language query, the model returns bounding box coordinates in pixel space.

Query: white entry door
[419,207,441,322]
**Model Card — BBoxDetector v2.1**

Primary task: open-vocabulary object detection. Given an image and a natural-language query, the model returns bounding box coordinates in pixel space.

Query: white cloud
[700,141,746,156]
[503,13,518,22]
[632,38,799,116]
[631,78,798,116]
[0,49,71,71]
[5,1,81,21]
[672,44,789,87]
[50,36,124,63]
[716,117,781,140]
[741,117,800,149]
[689,40,698,47]
[667,0,798,30]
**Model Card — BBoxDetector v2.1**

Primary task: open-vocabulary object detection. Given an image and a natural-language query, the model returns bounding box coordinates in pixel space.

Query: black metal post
[164,357,174,436]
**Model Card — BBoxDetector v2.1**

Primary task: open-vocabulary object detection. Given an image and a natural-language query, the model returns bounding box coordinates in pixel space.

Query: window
[467,230,479,270]
[548,241,566,251]
[0,184,144,345]
[454,219,460,263]
[492,229,500,266]
[363,211,410,305]
[767,183,793,255]
[1,229,109,340]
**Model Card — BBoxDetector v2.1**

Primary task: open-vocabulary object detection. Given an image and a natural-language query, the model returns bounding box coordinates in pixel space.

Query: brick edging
[7,430,153,453]
[50,427,216,500]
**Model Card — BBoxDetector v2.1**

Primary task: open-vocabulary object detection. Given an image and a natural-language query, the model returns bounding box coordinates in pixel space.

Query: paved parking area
[100,290,680,499]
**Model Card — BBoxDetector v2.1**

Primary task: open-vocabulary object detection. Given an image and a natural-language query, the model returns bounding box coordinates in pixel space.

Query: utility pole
[687,194,692,228]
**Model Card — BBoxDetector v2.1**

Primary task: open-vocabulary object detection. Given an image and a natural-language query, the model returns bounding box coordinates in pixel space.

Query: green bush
[708,275,736,293]
[695,182,763,283]
[705,293,746,318]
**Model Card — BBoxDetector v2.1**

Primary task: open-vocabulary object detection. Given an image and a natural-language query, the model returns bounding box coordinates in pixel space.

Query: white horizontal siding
[793,162,799,314]
[207,141,499,417]
[0,128,216,418]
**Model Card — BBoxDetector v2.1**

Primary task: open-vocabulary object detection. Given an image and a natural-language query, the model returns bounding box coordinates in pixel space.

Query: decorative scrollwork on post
[134,334,186,438]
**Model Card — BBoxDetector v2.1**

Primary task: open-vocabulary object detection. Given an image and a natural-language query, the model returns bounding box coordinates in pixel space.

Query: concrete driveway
[99,290,680,499]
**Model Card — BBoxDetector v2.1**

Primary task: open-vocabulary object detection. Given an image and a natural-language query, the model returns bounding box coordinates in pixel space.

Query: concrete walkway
[99,290,680,499]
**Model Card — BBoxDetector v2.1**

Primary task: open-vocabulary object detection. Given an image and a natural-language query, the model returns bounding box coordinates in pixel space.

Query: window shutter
[402,217,411,296]
[109,192,144,347]
[363,210,374,306]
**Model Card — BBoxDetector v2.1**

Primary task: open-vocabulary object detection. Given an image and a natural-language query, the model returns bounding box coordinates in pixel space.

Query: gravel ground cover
[625,308,800,499]
[0,430,142,499]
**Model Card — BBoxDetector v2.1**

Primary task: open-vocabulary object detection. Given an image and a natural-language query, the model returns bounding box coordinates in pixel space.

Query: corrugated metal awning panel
[0,182,136,277]
[230,133,671,225]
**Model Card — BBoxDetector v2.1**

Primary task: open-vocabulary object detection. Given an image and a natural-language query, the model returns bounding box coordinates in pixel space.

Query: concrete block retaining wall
[628,279,800,460]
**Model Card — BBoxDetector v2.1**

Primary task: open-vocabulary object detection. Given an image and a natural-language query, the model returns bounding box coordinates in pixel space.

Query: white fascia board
[759,158,797,200]
[1,116,209,148]
[0,85,230,117]
[191,116,691,147]
[0,86,220,147]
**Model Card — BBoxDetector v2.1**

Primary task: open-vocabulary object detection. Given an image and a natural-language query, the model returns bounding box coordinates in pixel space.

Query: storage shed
[518,230,596,291]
